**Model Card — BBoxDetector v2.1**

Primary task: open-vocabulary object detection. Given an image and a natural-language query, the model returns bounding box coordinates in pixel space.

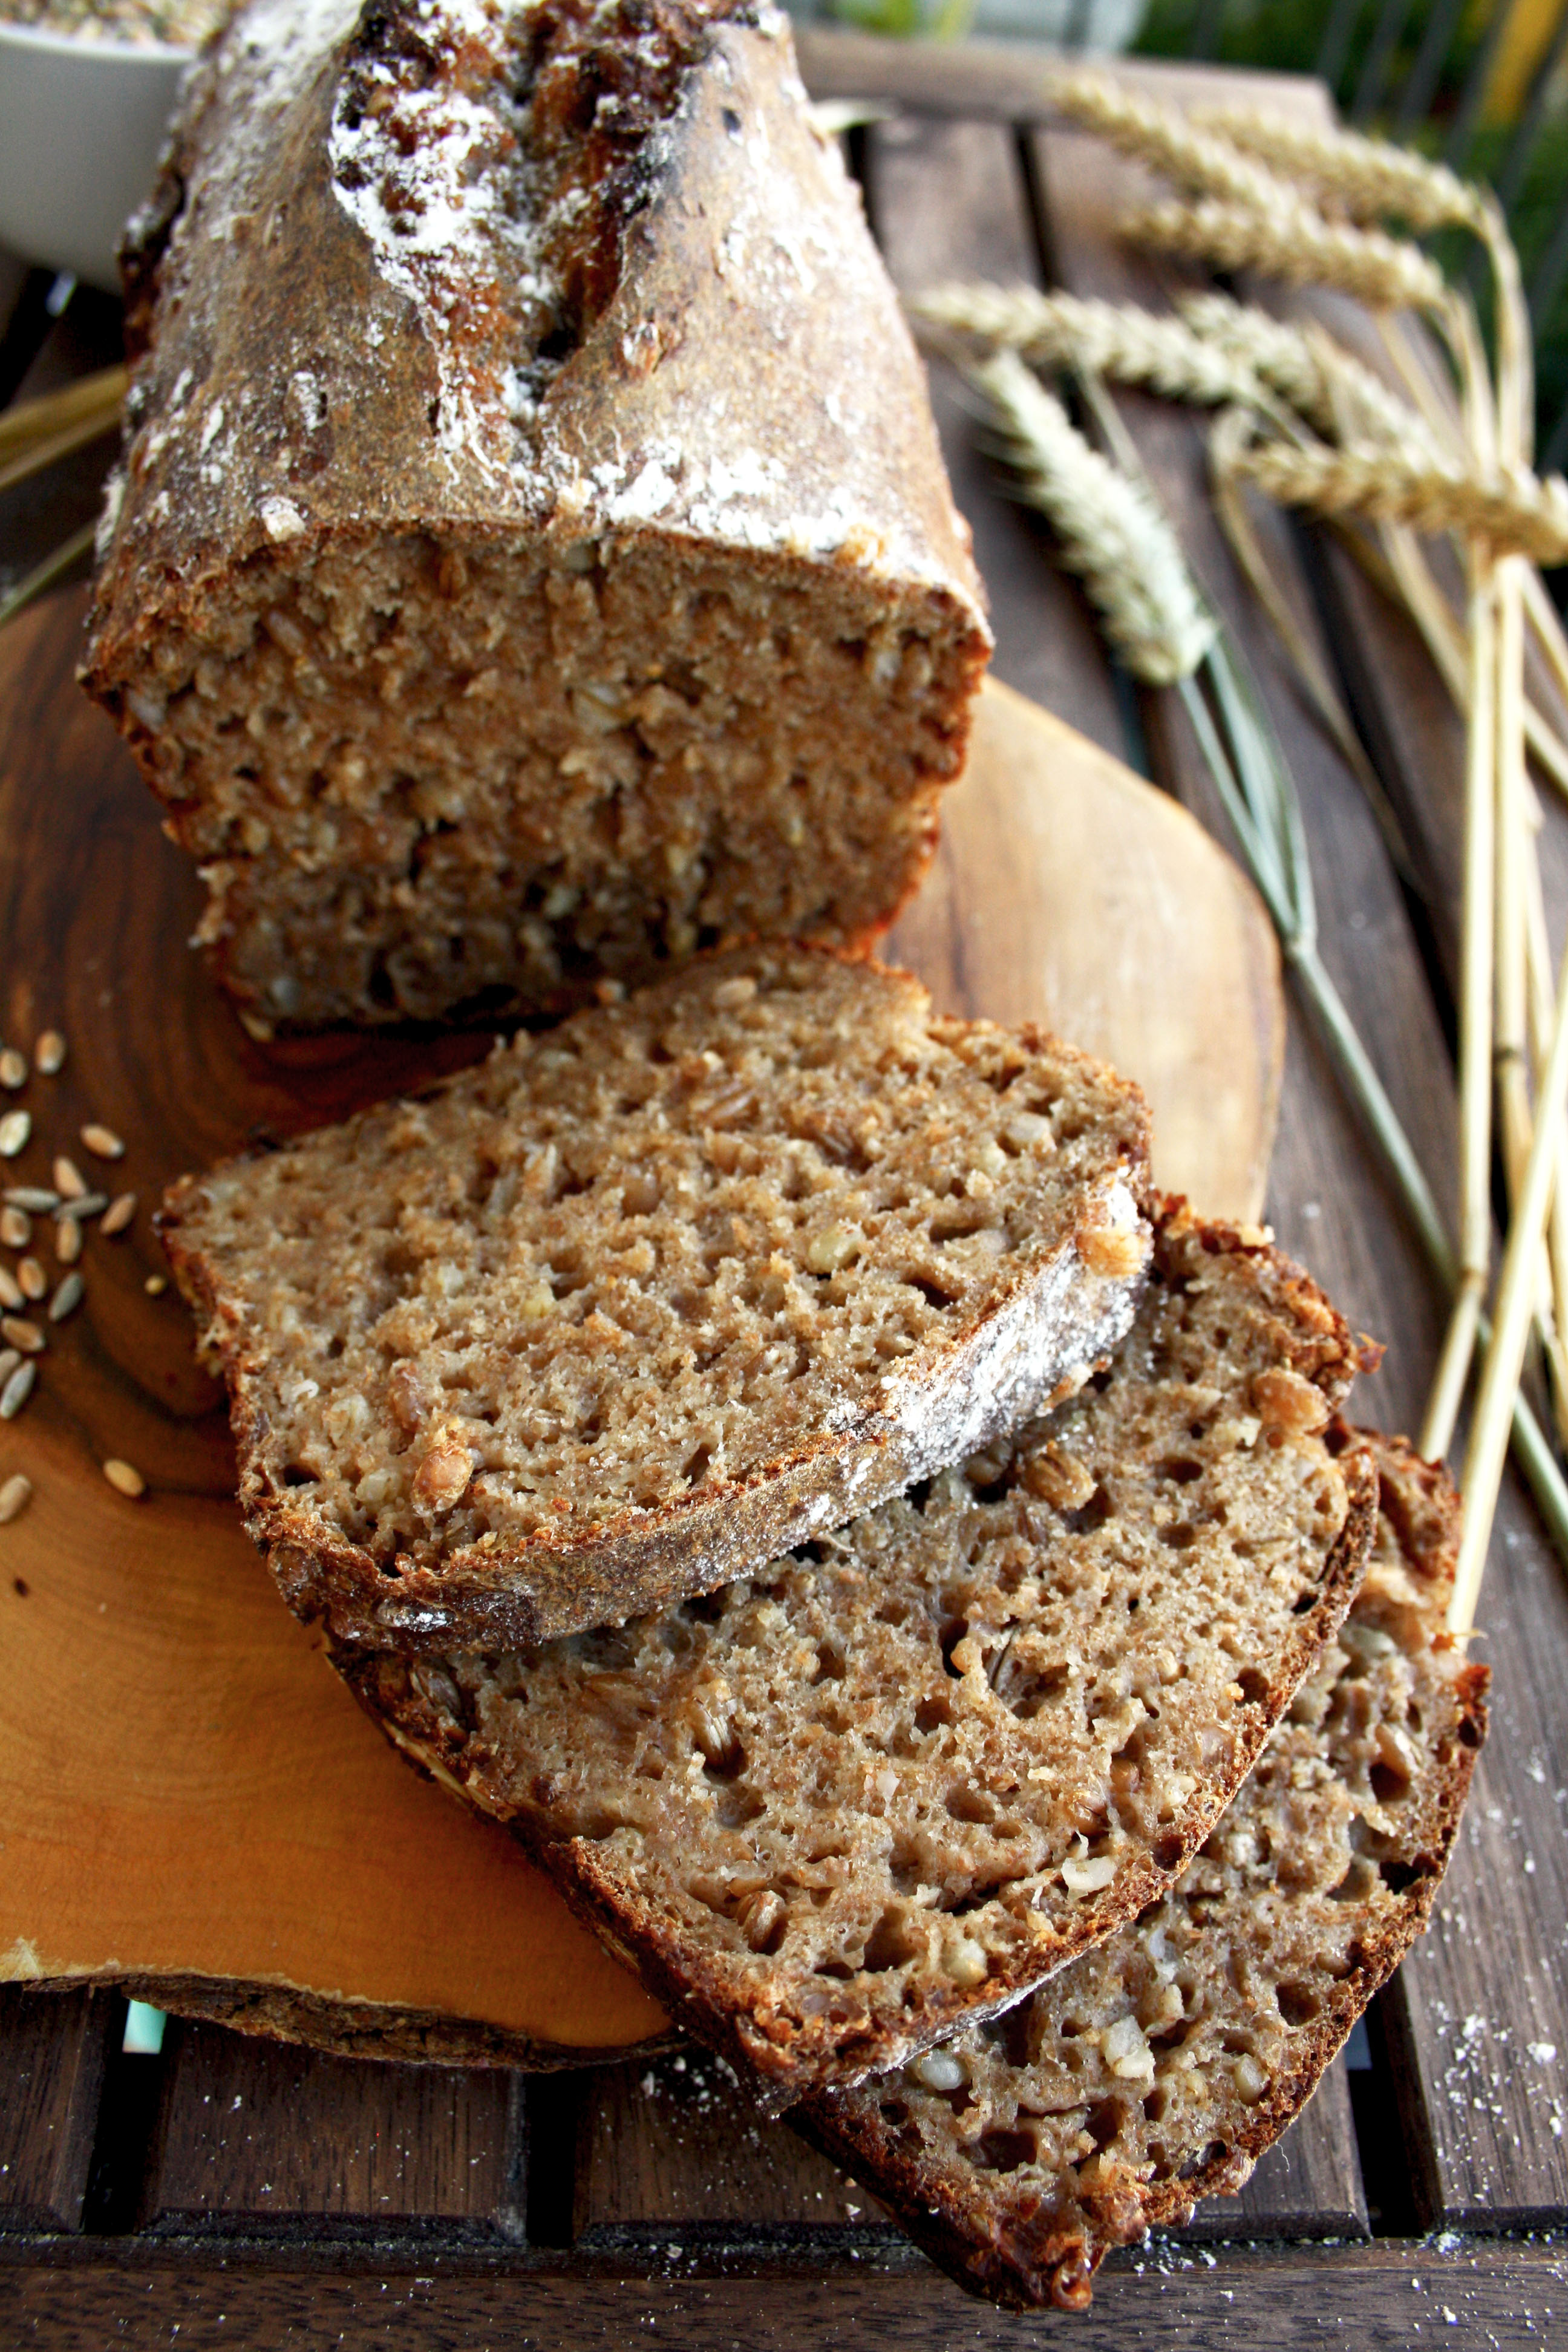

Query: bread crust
[338,1205,1380,2105]
[795,1429,1488,2310]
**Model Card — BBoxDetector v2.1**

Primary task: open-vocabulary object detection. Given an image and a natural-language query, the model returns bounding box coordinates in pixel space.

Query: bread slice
[339,1204,1377,2103]
[799,1430,1487,2310]
[81,0,990,1032]
[160,947,1154,1650]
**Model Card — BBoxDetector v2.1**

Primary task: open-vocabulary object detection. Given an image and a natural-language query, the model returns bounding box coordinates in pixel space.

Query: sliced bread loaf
[340,1205,1377,2102]
[799,1431,1486,2310]
[82,0,989,1031]
[160,947,1153,1649]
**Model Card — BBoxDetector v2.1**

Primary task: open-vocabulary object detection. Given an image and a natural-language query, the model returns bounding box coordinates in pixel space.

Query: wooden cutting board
[0,592,1281,2065]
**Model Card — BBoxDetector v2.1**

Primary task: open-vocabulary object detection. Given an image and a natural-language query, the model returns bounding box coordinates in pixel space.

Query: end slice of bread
[160,946,1153,1649]
[798,1430,1488,2310]
[341,1205,1377,2102]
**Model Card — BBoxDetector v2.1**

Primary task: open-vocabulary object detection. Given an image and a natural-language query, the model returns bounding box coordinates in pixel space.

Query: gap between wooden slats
[142,2019,523,2241]
[573,2049,908,2253]
[0,1986,114,2233]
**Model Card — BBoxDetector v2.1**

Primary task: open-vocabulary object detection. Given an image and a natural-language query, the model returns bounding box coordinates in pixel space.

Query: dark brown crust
[157,952,1155,1651]
[336,1204,1380,2105]
[793,1430,1489,2311]
[16,1970,677,2073]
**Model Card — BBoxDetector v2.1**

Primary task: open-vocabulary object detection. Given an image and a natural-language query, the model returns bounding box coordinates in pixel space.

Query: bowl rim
[0,14,194,60]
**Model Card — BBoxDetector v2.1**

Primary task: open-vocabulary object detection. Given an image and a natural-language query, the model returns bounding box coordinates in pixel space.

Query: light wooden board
[0,584,1281,2066]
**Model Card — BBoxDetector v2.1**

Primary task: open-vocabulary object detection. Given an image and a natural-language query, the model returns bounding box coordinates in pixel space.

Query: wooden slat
[867,114,1128,763]
[10,2239,1568,2346]
[575,2050,901,2250]
[0,1987,111,2233]
[143,2022,522,2240]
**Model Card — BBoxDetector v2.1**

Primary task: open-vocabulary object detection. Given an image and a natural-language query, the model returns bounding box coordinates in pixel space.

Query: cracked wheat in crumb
[800,1431,1487,2311]
[160,948,1154,1649]
[80,0,990,1031]
[341,1205,1377,2102]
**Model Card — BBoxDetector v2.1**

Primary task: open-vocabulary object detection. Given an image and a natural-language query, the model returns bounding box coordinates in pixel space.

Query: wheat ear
[968,348,1215,685]
[1189,108,1491,236]
[1228,439,1568,564]
[1179,292,1444,456]
[911,282,1270,410]
[1127,196,1451,316]
[1045,65,1290,212]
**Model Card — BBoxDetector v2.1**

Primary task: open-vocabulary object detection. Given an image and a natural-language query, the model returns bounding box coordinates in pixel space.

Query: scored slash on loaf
[799,1432,1488,2311]
[81,0,990,1033]
[341,1206,1379,2103]
[158,948,1155,1650]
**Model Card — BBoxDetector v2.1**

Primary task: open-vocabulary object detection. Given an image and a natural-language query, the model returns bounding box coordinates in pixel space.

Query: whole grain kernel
[144,1273,168,1296]
[4,1188,57,1214]
[53,1156,87,1201]
[0,1269,22,1313]
[56,1193,107,1222]
[2,1316,44,1354]
[1250,1367,1328,1435]
[34,1031,66,1076]
[17,1258,45,1302]
[0,1207,29,1249]
[0,1361,35,1419]
[941,1936,990,1987]
[55,1218,81,1266]
[0,1111,31,1158]
[1081,1220,1145,1281]
[48,1272,84,1323]
[0,1350,18,1387]
[102,1458,146,1499]
[910,2050,967,2093]
[1021,1440,1097,1512]
[100,1192,137,1237]
[81,1125,125,1161]
[0,1471,31,1524]
[411,1429,473,1510]
[0,1049,27,1090]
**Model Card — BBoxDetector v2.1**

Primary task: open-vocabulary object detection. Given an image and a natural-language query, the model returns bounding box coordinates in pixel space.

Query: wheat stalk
[1179,292,1445,457]
[911,282,1270,410]
[1226,438,1568,563]
[968,348,1216,684]
[1189,107,1492,237]
[1128,196,1452,316]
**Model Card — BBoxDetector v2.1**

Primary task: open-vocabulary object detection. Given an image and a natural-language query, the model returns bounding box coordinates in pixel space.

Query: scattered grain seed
[55,1217,81,1266]
[53,1156,87,1200]
[0,1350,18,1385]
[144,1273,167,1296]
[56,1193,108,1222]
[0,1361,35,1419]
[100,1192,136,1237]
[17,1258,45,1302]
[81,1125,125,1160]
[103,1457,145,1499]
[1,1317,44,1354]
[0,1471,31,1524]
[48,1273,83,1323]
[0,1112,31,1158]
[0,1270,21,1313]
[5,1188,58,1214]
[0,1050,27,1090]
[34,1031,65,1076]
[0,1207,30,1249]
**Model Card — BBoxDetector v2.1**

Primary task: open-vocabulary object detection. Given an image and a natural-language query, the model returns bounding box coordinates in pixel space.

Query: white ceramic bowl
[0,19,192,293]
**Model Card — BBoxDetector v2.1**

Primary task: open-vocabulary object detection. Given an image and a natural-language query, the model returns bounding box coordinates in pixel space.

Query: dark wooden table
[2,31,1566,2348]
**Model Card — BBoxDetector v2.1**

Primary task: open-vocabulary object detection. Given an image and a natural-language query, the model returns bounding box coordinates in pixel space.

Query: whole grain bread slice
[798,1429,1487,2310]
[341,1204,1377,2104]
[160,946,1153,1651]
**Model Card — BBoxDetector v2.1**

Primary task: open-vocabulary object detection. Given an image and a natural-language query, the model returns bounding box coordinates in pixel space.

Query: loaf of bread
[160,947,1154,1648]
[81,0,990,1031]
[341,1206,1377,2103]
[799,1432,1487,2310]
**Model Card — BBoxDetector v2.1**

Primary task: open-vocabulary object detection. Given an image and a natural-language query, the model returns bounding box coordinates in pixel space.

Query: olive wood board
[0,589,1282,2065]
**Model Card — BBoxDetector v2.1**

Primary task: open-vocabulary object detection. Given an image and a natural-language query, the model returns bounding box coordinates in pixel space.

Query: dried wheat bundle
[912,281,1269,408]
[1228,438,1568,566]
[968,348,1215,684]
[1190,107,1492,237]
[1128,197,1451,315]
